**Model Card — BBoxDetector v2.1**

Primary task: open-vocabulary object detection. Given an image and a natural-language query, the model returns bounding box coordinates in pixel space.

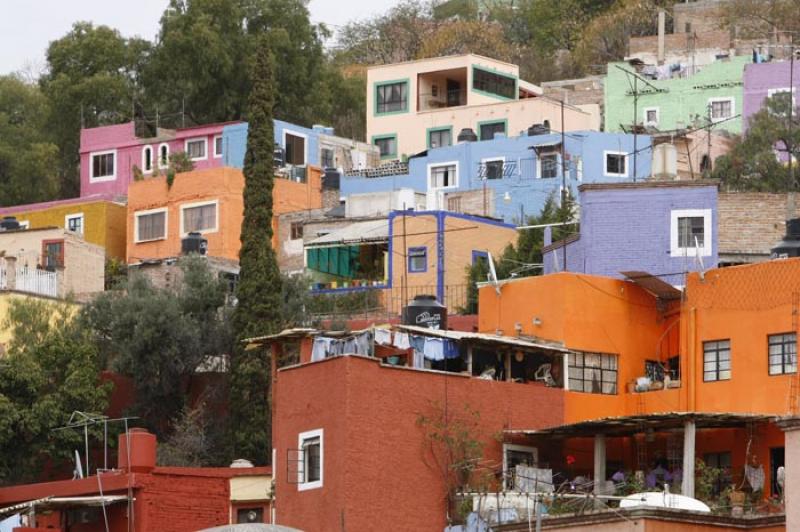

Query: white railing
[15,266,58,298]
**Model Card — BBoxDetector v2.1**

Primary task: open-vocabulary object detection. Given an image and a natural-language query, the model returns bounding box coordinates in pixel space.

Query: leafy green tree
[229,36,283,465]
[0,298,110,484]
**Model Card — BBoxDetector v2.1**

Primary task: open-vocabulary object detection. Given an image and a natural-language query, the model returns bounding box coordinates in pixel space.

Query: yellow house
[0,196,127,260]
[0,291,80,356]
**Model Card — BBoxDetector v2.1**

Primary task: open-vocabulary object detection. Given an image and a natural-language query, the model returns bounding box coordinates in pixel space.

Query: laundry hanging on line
[311,331,373,361]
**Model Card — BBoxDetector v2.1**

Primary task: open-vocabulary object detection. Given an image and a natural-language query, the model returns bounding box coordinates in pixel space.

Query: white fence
[15,266,58,298]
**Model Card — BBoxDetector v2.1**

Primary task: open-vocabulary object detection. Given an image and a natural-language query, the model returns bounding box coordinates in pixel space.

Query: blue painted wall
[340,131,652,224]
[222,120,322,168]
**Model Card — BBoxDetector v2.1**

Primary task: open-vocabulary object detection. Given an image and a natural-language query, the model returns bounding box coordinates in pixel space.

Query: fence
[0,259,58,298]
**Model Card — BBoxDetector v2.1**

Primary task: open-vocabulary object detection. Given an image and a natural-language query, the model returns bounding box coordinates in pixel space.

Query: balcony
[417,67,468,112]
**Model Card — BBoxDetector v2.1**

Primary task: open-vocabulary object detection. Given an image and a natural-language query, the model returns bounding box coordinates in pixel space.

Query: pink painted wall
[79,122,239,198]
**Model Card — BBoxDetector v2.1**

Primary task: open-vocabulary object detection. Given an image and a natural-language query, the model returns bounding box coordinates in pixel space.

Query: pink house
[79,121,241,197]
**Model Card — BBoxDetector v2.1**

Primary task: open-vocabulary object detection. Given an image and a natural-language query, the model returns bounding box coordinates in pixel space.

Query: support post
[466,344,473,376]
[593,433,607,507]
[777,417,800,531]
[504,351,511,382]
[682,420,696,498]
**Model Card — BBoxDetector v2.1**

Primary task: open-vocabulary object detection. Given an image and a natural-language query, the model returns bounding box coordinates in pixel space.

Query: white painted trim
[707,97,735,122]
[603,150,629,178]
[65,212,85,236]
[179,199,219,236]
[536,152,559,179]
[297,428,323,491]
[134,207,169,243]
[283,130,309,166]
[670,208,712,257]
[643,106,660,127]
[427,160,460,190]
[502,443,538,490]
[18,220,30,229]
[158,143,170,169]
[89,149,117,183]
[142,145,154,174]
[213,134,223,158]
[185,137,208,162]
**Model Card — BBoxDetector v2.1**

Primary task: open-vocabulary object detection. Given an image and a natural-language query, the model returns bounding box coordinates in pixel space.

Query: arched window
[158,143,170,169]
[142,146,153,173]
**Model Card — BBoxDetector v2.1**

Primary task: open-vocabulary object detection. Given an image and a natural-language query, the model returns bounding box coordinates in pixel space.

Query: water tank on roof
[457,128,478,143]
[0,216,20,231]
[772,219,800,259]
[182,232,208,255]
[118,428,156,473]
[652,143,678,179]
[528,123,550,136]
[402,294,447,330]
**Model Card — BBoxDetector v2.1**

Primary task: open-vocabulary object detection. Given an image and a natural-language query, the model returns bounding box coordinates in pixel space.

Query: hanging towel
[394,332,411,349]
[745,464,765,492]
[312,337,332,361]
[410,335,425,354]
[374,328,392,346]
[413,349,425,369]
[354,331,372,355]
[423,337,445,361]
[443,340,460,359]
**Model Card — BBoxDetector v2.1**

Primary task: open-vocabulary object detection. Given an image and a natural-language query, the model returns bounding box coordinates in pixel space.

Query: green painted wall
[604,56,751,134]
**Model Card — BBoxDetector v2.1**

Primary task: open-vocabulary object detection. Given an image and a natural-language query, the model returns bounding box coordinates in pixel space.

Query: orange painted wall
[126,166,322,263]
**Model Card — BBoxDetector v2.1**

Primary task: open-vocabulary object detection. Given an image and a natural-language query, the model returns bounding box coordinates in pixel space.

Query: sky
[0,0,401,76]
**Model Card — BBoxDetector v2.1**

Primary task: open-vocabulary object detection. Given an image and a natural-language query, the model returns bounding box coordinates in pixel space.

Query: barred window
[703,340,731,381]
[769,333,797,375]
[568,352,617,394]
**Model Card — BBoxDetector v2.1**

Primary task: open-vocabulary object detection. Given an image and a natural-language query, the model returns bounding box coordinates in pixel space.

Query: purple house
[543,181,718,286]
[79,121,238,198]
[743,61,800,130]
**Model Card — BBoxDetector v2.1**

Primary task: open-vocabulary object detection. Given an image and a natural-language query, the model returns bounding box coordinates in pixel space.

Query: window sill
[297,481,323,492]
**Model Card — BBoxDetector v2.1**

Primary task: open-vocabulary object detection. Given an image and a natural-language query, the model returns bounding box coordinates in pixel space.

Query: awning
[622,271,682,300]
[506,412,774,438]
[528,140,562,150]
[306,219,389,248]
[396,325,570,354]
[0,495,128,517]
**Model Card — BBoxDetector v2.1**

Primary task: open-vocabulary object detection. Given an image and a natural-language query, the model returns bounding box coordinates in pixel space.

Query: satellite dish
[487,252,500,295]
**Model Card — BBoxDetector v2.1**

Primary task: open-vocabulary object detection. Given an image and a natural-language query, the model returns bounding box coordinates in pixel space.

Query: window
[539,153,558,179]
[604,151,628,177]
[142,146,154,173]
[321,147,335,169]
[408,247,427,273]
[708,98,734,122]
[298,429,323,490]
[644,107,659,126]
[703,452,732,496]
[181,201,218,235]
[375,80,408,114]
[428,128,452,149]
[429,162,458,189]
[185,138,207,161]
[158,143,170,169]
[42,240,64,270]
[670,209,712,257]
[284,131,307,166]
[767,88,796,116]
[502,443,538,490]
[447,196,462,212]
[481,158,504,180]
[236,508,264,524]
[135,209,167,242]
[65,213,84,236]
[703,340,731,381]
[472,67,515,99]
[213,135,223,158]
[769,333,797,375]
[479,121,506,141]
[373,135,397,159]
[568,352,617,394]
[290,222,304,240]
[90,150,116,181]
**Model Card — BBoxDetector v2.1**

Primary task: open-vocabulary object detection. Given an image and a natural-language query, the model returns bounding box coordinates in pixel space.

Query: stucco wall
[743,61,800,131]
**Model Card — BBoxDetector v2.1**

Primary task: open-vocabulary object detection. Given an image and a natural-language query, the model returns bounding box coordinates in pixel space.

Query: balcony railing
[418,89,467,112]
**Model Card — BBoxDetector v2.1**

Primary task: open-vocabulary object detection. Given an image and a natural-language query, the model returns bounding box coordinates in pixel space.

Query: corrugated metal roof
[305,219,389,248]
[395,325,569,353]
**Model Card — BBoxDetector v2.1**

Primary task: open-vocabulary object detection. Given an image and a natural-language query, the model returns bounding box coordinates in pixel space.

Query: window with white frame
[158,143,170,169]
[708,98,734,122]
[181,201,218,235]
[604,151,628,177]
[539,153,558,179]
[429,162,458,189]
[90,150,116,181]
[644,107,659,127]
[135,209,167,242]
[703,340,731,381]
[769,333,797,375]
[186,138,207,161]
[502,443,538,490]
[670,208,712,257]
[142,146,154,173]
[298,429,323,490]
[213,135,223,158]
[65,213,84,236]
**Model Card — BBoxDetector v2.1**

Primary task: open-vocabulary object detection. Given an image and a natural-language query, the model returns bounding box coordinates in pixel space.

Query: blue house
[339,130,652,224]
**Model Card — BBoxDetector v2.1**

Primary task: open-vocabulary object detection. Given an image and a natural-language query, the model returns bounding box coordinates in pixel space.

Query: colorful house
[341,130,651,224]
[126,166,323,264]
[366,54,600,159]
[542,180,719,285]
[0,196,127,260]
[604,56,751,135]
[743,60,800,130]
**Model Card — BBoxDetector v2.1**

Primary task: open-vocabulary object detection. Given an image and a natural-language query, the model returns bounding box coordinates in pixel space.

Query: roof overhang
[0,495,128,517]
[621,271,682,300]
[305,219,389,248]
[395,325,569,354]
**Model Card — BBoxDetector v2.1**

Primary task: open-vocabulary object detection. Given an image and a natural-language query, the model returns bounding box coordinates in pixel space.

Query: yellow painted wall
[229,476,272,502]
[0,292,79,355]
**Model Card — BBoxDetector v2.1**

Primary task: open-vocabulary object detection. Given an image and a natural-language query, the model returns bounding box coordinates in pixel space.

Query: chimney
[118,428,157,473]
[657,10,666,64]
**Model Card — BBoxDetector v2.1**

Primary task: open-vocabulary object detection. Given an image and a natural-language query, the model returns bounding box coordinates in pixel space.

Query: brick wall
[718,192,791,259]
[275,209,329,273]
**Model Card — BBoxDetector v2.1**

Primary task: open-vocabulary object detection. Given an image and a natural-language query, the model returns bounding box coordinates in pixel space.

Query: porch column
[777,417,800,531]
[593,433,607,506]
[682,419,696,498]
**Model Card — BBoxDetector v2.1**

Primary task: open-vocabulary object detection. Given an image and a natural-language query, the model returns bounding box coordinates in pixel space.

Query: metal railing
[16,266,58,298]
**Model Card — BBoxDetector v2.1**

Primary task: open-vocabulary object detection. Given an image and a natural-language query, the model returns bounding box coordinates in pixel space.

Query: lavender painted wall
[544,183,718,285]
[743,61,800,131]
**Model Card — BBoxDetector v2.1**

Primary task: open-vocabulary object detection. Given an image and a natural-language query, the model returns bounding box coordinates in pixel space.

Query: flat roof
[579,179,719,192]
[367,53,519,72]
[396,325,569,354]
[305,219,389,248]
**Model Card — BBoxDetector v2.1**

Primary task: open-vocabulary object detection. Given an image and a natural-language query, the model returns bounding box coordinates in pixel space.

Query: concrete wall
[345,189,425,218]
[743,61,800,131]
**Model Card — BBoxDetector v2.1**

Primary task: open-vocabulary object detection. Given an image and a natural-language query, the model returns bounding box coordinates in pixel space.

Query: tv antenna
[487,251,501,295]
[53,411,139,477]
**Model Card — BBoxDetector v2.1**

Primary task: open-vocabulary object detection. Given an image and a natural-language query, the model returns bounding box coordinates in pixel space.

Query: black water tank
[181,232,208,255]
[771,218,800,258]
[0,216,20,231]
[402,295,447,330]
[528,123,550,136]
[323,168,341,190]
[457,128,478,143]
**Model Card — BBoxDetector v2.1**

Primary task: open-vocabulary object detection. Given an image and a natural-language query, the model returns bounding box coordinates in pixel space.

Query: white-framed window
[537,153,559,179]
[185,137,208,161]
[158,143,170,169]
[708,97,734,122]
[142,145,154,173]
[135,208,168,243]
[670,208,712,257]
[89,149,117,182]
[180,200,218,235]
[644,107,659,127]
[604,150,628,177]
[428,161,459,189]
[297,428,323,491]
[767,88,796,116]
[502,443,538,490]
[213,135,223,158]
[284,130,308,166]
[65,213,84,236]
[481,157,505,180]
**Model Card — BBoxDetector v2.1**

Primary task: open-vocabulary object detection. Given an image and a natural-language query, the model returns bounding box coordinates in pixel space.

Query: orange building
[126,166,322,263]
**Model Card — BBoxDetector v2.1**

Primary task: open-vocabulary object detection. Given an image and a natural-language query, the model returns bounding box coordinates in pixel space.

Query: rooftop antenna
[487,251,501,295]
[53,411,139,476]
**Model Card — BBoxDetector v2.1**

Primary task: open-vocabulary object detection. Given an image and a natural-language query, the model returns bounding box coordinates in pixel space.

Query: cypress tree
[229,36,283,464]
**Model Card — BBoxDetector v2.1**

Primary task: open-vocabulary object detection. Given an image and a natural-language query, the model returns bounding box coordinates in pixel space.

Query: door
[446,79,461,107]
[770,447,785,497]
